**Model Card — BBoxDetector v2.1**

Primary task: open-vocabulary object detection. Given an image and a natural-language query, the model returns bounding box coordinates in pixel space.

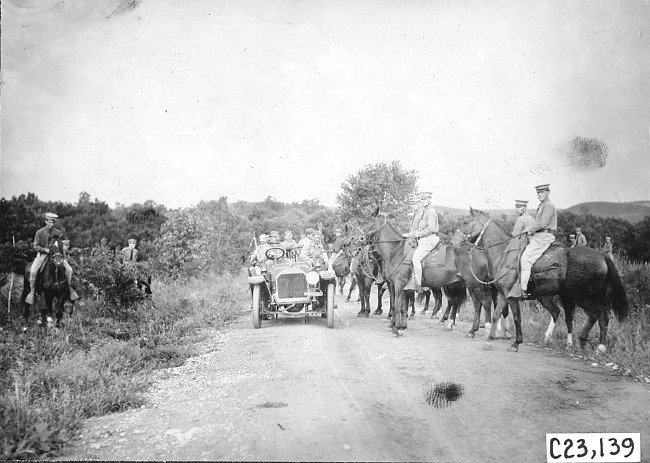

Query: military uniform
[121,239,139,264]
[408,192,439,287]
[574,230,587,247]
[520,184,557,293]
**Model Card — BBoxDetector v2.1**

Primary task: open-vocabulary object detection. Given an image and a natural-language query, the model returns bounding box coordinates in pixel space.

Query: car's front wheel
[252,285,262,329]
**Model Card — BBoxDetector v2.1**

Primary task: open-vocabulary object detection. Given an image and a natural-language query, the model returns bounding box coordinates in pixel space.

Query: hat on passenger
[535,184,550,192]
[419,192,432,199]
[570,234,576,239]
[515,200,529,207]
[305,227,315,234]
[45,212,58,221]
[409,195,420,203]
[259,234,267,242]
[270,231,280,238]
[128,238,137,244]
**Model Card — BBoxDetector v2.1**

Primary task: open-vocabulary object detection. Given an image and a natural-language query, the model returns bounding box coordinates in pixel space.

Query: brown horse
[456,208,629,353]
[358,209,467,336]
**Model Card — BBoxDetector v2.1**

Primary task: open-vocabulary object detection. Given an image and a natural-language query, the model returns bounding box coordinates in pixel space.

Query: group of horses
[331,207,629,355]
[16,237,152,329]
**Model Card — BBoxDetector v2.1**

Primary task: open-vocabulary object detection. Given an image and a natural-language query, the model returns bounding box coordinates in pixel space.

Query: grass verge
[0,272,249,460]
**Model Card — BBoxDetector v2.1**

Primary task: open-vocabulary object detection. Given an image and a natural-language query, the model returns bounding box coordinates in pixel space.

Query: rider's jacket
[512,213,535,236]
[33,226,60,254]
[528,198,557,234]
[410,203,439,238]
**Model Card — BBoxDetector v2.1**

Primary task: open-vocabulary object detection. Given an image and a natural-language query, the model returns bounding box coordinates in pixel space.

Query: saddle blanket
[423,244,450,268]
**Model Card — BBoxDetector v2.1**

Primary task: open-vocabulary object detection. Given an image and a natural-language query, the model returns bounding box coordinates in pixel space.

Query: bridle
[456,215,525,286]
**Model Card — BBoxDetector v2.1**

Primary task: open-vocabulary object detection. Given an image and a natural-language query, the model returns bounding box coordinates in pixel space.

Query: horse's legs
[429,288,443,319]
[466,288,482,337]
[596,305,610,354]
[375,282,385,316]
[357,278,367,317]
[347,275,356,302]
[578,311,600,354]
[538,296,563,346]
[484,291,509,350]
[558,293,576,350]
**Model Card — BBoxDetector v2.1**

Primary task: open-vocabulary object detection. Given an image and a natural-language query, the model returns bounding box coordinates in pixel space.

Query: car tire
[326,283,335,328]
[252,285,262,329]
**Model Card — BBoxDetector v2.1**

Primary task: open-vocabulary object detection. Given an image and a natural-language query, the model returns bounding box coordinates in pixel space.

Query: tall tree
[336,161,418,228]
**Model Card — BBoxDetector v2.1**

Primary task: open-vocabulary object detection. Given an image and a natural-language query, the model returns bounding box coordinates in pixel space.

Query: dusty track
[61,289,649,462]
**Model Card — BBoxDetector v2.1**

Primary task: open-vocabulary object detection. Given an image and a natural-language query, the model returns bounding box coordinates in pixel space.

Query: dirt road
[61,290,649,462]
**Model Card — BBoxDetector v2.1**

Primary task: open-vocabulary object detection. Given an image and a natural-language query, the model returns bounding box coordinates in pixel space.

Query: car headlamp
[306,271,320,286]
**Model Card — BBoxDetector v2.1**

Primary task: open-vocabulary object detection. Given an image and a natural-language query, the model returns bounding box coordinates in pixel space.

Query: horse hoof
[507,346,519,353]
[420,309,427,314]
[363,313,369,318]
[465,332,475,338]
[597,344,607,354]
[445,322,454,331]
[482,341,493,350]
[345,298,350,302]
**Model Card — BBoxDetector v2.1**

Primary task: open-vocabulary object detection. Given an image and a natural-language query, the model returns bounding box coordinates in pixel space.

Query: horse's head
[455,208,491,245]
[48,237,66,267]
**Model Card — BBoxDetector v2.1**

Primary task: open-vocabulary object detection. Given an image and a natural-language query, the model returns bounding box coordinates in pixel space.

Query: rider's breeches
[29,253,48,287]
[520,232,555,290]
[412,234,440,285]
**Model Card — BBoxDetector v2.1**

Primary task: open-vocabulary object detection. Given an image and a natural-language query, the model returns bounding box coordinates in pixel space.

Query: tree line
[2,163,649,283]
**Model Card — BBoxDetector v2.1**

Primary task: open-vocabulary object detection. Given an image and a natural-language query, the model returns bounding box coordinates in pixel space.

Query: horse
[358,209,467,336]
[20,237,71,328]
[456,208,629,353]
[451,234,508,338]
[332,242,389,318]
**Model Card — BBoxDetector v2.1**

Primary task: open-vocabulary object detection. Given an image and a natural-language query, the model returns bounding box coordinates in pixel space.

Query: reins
[457,218,527,286]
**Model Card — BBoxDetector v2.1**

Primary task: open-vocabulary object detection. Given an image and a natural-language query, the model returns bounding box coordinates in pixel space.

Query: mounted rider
[519,184,557,297]
[402,191,439,292]
[512,199,535,243]
[26,212,77,304]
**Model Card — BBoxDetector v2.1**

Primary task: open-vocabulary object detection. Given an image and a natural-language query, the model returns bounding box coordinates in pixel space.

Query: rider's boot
[26,279,36,305]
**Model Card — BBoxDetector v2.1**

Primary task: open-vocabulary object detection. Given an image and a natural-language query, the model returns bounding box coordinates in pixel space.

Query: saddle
[508,241,568,298]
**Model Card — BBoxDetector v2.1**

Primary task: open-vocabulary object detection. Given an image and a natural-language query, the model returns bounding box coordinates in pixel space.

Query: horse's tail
[604,255,629,323]
[443,279,467,307]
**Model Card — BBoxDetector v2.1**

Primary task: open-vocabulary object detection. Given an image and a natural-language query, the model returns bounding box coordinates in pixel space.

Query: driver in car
[250,233,272,264]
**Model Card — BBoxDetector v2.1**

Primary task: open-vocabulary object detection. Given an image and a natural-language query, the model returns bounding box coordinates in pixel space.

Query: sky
[2,0,649,211]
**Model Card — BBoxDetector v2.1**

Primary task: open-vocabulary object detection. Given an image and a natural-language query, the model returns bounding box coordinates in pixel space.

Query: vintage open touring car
[247,246,336,328]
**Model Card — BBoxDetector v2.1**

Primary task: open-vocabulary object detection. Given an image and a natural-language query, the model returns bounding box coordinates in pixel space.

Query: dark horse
[456,208,629,353]
[451,235,505,338]
[332,240,389,318]
[21,237,71,328]
[358,209,467,336]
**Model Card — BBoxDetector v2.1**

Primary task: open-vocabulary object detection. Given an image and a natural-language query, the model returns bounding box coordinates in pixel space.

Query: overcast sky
[2,0,649,210]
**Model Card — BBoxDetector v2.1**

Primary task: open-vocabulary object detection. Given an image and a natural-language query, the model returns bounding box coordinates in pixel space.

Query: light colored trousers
[520,232,555,290]
[412,234,440,285]
[29,253,73,288]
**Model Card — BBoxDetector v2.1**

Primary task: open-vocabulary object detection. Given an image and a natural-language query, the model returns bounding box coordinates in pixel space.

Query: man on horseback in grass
[519,184,557,298]
[402,191,440,292]
[25,212,78,305]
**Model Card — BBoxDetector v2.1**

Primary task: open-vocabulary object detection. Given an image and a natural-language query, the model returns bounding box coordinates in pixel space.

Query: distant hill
[434,201,650,224]
[564,201,650,223]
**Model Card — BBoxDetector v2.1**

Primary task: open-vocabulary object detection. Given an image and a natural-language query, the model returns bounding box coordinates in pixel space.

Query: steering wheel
[265,247,285,260]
